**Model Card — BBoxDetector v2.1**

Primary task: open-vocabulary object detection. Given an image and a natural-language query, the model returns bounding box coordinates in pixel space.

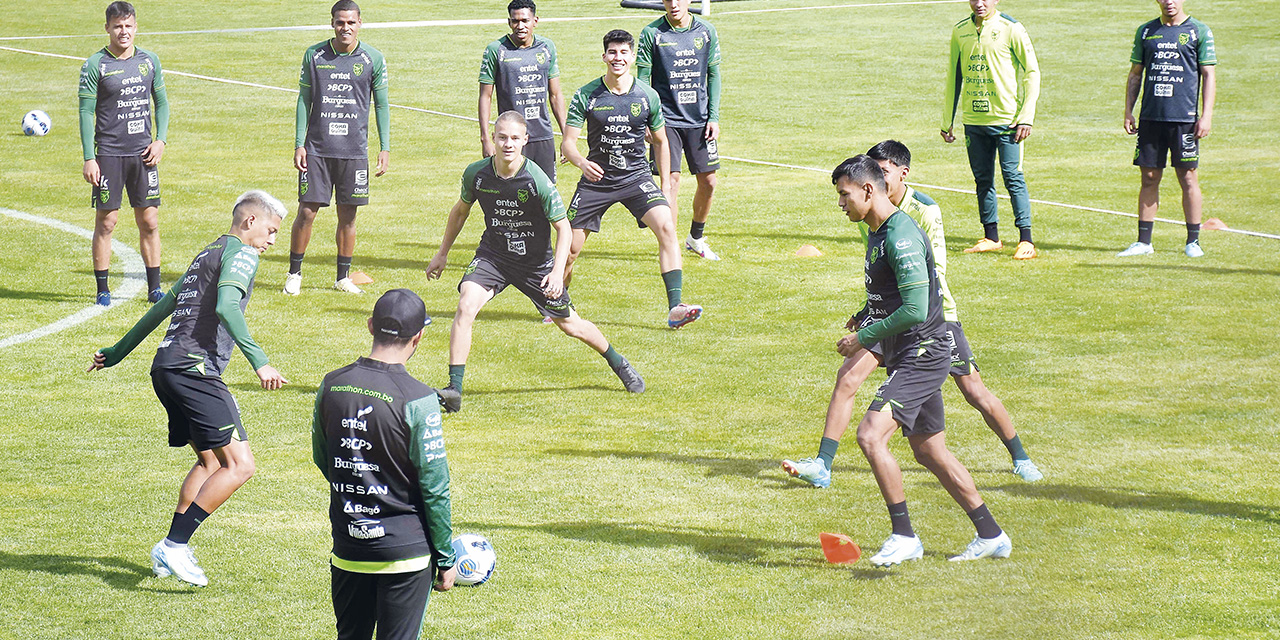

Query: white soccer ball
[22,110,51,137]
[451,533,496,586]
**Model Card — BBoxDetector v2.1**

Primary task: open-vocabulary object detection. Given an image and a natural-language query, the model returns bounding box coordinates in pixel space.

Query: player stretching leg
[427,112,645,411]
[783,141,1041,488]
[829,156,1011,566]
[89,191,289,586]
[285,0,391,295]
[561,29,703,329]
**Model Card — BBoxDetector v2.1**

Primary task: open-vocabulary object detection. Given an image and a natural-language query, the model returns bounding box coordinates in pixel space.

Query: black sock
[166,503,210,545]
[690,221,705,240]
[817,437,839,469]
[661,269,683,308]
[145,266,161,291]
[601,345,625,369]
[94,269,110,295]
[1003,435,1029,463]
[1186,223,1201,245]
[448,364,465,392]
[983,223,999,243]
[888,501,914,537]
[336,255,352,281]
[1138,220,1154,245]
[967,503,1003,539]
[1018,227,1032,244]
[289,252,305,275]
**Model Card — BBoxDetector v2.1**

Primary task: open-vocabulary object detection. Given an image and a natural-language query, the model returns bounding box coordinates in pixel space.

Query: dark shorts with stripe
[93,155,161,210]
[864,319,979,378]
[567,179,669,233]
[867,338,950,437]
[651,125,721,175]
[150,368,247,451]
[460,255,573,318]
[300,156,370,206]
[525,138,557,183]
[1135,120,1199,169]
[331,564,433,640]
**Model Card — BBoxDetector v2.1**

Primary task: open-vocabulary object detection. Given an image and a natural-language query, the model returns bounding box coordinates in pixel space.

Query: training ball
[22,110,51,137]
[451,533,496,586]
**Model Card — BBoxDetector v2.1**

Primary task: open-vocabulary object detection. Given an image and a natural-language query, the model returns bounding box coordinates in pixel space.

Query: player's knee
[855,422,883,453]
[696,172,717,191]
[1140,170,1162,188]
[910,444,941,470]
[136,214,159,235]
[97,213,119,234]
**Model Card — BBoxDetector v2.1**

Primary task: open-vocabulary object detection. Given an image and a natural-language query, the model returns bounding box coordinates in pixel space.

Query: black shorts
[651,125,720,175]
[525,138,557,183]
[150,368,247,451]
[867,338,950,437]
[459,255,573,318]
[567,179,669,233]
[93,155,161,210]
[1134,120,1199,169]
[944,321,979,377]
[331,564,434,640]
[300,156,370,206]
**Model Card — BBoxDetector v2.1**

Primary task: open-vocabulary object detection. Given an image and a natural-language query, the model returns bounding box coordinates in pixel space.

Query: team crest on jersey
[353,63,365,76]
[694,37,704,50]
[1178,33,1190,45]
[868,246,881,263]
[630,102,642,117]
[463,258,479,275]
[536,52,547,65]
[517,189,530,203]
[138,63,149,76]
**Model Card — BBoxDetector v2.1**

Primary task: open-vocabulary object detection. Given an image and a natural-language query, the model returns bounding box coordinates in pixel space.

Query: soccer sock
[1003,434,1030,463]
[1186,222,1201,245]
[982,223,999,243]
[817,437,839,469]
[94,269,110,294]
[448,364,465,392]
[166,503,210,545]
[661,269,683,309]
[690,221,706,240]
[1137,220,1154,245]
[336,255,353,282]
[289,252,305,275]
[966,503,1003,539]
[145,266,161,292]
[1018,227,1032,244]
[601,344,626,369]
[888,501,914,538]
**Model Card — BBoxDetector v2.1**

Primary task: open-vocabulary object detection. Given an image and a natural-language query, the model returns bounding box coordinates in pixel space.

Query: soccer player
[637,0,724,260]
[88,190,290,586]
[561,29,703,329]
[313,289,456,640]
[829,155,1011,566]
[478,0,567,182]
[942,0,1041,260]
[782,140,1042,489]
[426,112,645,406]
[1120,0,1216,258]
[79,1,169,306]
[285,0,390,295]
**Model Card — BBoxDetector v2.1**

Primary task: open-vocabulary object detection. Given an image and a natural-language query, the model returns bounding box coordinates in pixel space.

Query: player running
[561,29,703,329]
[783,141,1042,489]
[478,0,567,183]
[637,0,724,260]
[88,191,290,586]
[1120,0,1216,258]
[314,289,456,640]
[942,0,1041,260]
[79,1,169,305]
[828,155,1011,566]
[427,112,645,409]
[285,0,390,296]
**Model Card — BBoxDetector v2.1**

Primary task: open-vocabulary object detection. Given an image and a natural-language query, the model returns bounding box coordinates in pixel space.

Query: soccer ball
[22,110,51,137]
[451,533,496,586]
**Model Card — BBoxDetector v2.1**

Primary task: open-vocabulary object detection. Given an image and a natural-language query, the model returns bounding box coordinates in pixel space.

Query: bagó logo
[631,102,642,117]
[1178,32,1190,45]
[517,189,529,203]
[353,63,364,76]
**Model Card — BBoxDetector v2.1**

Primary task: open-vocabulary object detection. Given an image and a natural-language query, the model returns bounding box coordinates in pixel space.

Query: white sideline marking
[0,208,145,350]
[2,45,1275,241]
[0,1,966,40]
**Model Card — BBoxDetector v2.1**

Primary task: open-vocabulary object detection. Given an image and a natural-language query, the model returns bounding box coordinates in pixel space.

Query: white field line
[0,208,145,349]
[0,1,967,40]
[3,44,1276,241]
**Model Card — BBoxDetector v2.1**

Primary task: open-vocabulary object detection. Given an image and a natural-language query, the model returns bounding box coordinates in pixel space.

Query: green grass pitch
[1,1,1278,638]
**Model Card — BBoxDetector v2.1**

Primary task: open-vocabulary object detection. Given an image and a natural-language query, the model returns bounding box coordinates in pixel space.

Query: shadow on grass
[985,483,1280,524]
[1076,262,1280,277]
[227,382,319,395]
[0,286,86,303]
[709,228,853,247]
[461,520,888,577]
[543,447,880,486]
[0,552,195,593]
[466,383,619,396]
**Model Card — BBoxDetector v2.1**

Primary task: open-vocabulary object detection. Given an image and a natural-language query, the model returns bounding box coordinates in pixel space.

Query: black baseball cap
[371,289,428,338]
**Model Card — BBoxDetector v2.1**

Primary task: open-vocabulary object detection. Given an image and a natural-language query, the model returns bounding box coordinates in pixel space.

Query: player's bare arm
[1124,62,1144,134]
[478,83,496,158]
[650,124,672,193]
[542,217,573,299]
[561,126,603,182]
[425,199,475,279]
[1196,64,1215,139]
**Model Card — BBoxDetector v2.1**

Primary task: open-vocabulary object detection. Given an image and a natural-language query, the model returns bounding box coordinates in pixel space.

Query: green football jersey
[859,186,958,322]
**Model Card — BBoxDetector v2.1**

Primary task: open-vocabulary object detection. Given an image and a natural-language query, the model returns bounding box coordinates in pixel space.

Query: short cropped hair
[603,29,634,50]
[831,155,887,192]
[233,190,288,224]
[331,0,360,18]
[866,140,912,169]
[494,110,529,133]
[105,2,135,23]
[508,0,537,16]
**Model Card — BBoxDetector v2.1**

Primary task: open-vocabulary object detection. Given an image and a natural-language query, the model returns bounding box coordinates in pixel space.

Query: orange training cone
[350,271,374,285]
[796,244,822,257]
[820,532,862,564]
[1203,218,1229,231]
